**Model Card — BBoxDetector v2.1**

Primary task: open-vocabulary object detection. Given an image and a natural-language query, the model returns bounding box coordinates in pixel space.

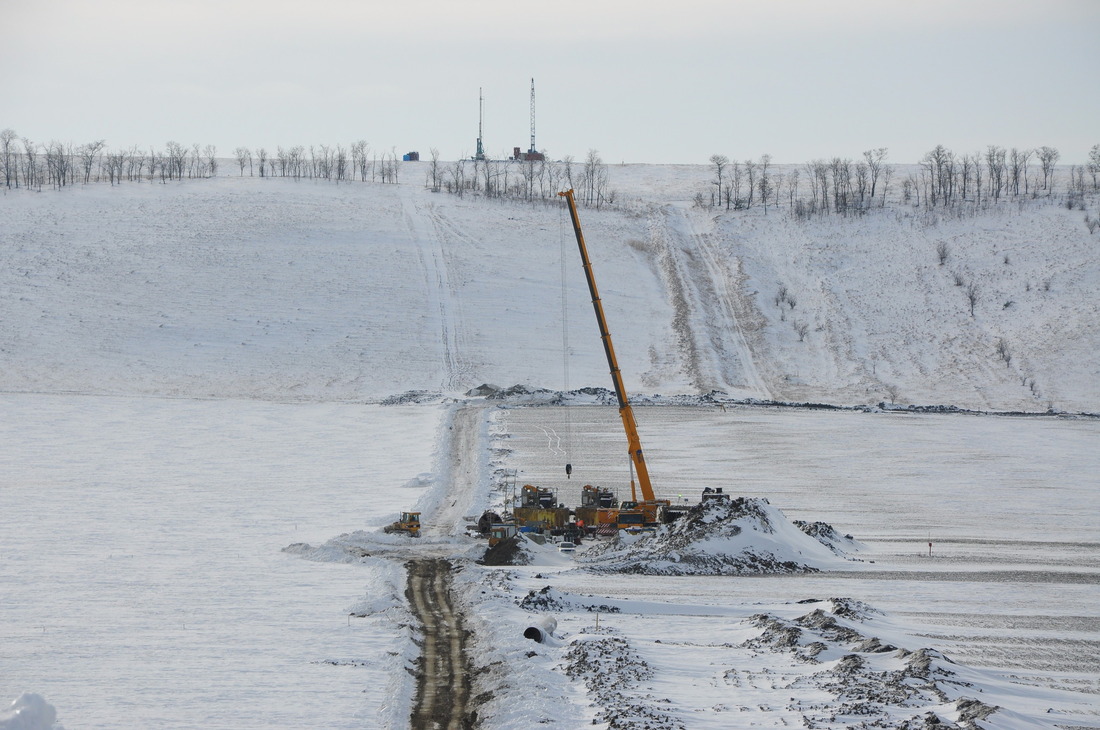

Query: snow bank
[578,497,864,574]
[0,694,58,730]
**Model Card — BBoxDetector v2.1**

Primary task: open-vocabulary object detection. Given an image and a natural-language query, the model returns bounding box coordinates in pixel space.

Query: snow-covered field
[2,166,1098,728]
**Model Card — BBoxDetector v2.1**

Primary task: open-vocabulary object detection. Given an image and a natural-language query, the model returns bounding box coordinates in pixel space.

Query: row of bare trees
[230,142,407,183]
[1,130,222,189]
[0,129,414,190]
[705,143,1100,219]
[432,148,611,207]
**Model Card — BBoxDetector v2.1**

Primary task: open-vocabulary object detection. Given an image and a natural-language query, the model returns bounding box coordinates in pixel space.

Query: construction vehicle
[488,522,518,547]
[559,189,671,530]
[384,511,422,537]
[574,484,620,530]
[513,484,572,530]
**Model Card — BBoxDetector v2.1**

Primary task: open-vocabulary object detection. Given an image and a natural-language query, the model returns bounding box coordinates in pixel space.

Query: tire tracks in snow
[648,205,770,398]
[420,403,483,538]
[406,558,474,730]
[402,196,472,393]
[405,404,485,728]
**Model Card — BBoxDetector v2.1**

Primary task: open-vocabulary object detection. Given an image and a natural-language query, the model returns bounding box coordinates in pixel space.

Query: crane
[558,189,669,528]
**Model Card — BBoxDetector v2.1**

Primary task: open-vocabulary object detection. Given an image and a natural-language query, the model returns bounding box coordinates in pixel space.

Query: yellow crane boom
[558,189,655,504]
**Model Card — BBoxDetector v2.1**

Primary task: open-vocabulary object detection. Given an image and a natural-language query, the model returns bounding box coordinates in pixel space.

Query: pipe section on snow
[523,615,558,643]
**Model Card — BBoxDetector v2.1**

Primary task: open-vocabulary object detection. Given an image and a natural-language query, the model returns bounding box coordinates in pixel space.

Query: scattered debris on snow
[518,585,622,614]
[564,630,684,730]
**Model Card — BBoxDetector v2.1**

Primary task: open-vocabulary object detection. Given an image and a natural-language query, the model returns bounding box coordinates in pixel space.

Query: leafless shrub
[966,282,979,316]
[936,242,949,265]
[794,321,809,342]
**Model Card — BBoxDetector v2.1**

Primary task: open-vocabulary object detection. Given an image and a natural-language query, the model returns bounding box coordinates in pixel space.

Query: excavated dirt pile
[744,598,1002,729]
[578,497,864,575]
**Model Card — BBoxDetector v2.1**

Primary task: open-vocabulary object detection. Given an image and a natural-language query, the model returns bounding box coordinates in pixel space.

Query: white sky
[4,0,1098,165]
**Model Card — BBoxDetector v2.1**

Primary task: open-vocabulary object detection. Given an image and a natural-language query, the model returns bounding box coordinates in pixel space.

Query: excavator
[559,189,671,530]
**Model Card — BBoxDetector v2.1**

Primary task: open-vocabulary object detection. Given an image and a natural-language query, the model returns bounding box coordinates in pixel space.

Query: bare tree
[78,140,104,183]
[350,140,368,181]
[880,164,893,206]
[521,156,537,200]
[730,160,744,208]
[985,145,1006,200]
[448,157,466,194]
[165,141,187,180]
[189,143,203,178]
[581,149,607,207]
[854,160,869,207]
[744,158,758,208]
[803,161,820,211]
[966,281,979,317]
[1008,147,1030,196]
[22,138,41,189]
[922,145,955,207]
[863,147,888,200]
[126,146,145,180]
[0,128,17,188]
[936,242,949,265]
[709,153,728,209]
[427,147,442,191]
[829,157,852,214]
[961,152,982,203]
[46,140,74,188]
[1036,146,1060,194]
[147,146,160,182]
[234,146,251,176]
[959,153,974,201]
[1088,143,1100,190]
[561,155,575,190]
[758,154,772,214]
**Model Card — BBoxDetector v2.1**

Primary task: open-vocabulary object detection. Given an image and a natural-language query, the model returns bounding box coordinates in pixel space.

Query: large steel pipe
[523,615,558,643]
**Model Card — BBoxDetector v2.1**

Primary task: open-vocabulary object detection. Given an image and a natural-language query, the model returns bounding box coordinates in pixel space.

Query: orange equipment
[558,189,670,528]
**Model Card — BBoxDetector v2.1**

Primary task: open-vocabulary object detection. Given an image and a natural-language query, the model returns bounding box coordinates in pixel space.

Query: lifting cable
[559,199,574,479]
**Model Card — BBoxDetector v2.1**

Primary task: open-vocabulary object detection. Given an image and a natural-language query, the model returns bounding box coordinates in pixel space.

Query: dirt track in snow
[406,558,474,730]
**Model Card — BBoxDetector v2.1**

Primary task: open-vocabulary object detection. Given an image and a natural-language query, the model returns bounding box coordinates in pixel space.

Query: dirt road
[406,558,474,730]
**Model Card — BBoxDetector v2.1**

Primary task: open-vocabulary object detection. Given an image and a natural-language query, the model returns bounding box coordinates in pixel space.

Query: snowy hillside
[3,167,1099,729]
[2,165,1097,412]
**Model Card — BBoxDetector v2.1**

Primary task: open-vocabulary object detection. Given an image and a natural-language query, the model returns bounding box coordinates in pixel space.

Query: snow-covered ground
[1,166,1098,728]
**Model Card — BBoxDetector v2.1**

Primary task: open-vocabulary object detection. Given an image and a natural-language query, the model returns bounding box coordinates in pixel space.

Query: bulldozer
[384,511,422,537]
